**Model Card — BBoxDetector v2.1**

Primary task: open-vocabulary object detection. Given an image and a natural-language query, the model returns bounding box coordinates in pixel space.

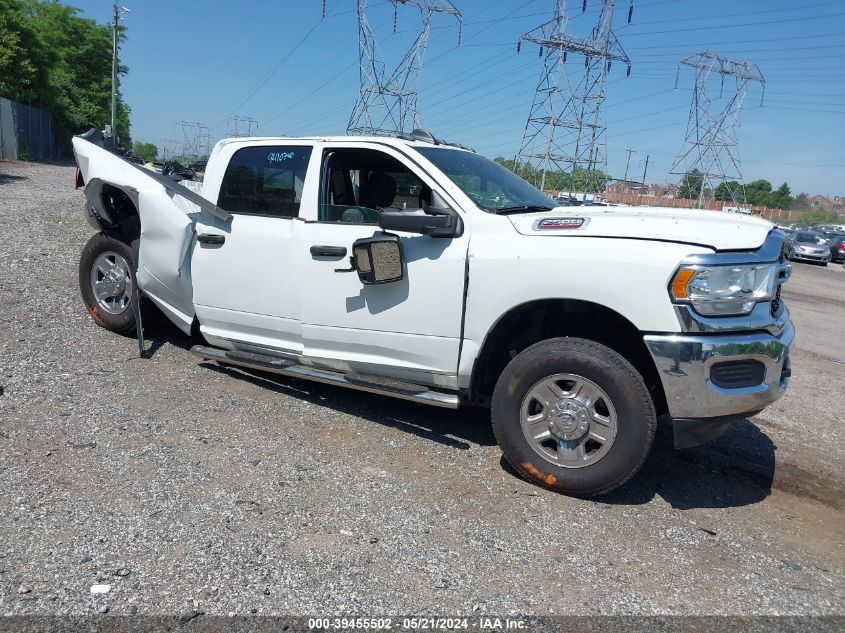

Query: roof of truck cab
[211,135,474,152]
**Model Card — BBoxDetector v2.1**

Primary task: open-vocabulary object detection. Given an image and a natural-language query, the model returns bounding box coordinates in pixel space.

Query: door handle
[197,233,225,245]
[310,245,347,258]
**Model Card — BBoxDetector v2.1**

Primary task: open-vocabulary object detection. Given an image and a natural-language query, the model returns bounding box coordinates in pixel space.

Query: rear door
[189,143,316,353]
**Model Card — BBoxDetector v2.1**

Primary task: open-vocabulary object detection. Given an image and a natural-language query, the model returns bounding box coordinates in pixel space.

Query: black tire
[79,233,138,335]
[491,337,656,497]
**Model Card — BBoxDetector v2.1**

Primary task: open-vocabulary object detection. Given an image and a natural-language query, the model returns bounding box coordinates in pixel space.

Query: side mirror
[378,210,461,237]
[351,234,404,285]
[377,190,463,238]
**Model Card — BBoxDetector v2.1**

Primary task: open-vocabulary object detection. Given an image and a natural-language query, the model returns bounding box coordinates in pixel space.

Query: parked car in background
[786,231,831,265]
[828,235,845,263]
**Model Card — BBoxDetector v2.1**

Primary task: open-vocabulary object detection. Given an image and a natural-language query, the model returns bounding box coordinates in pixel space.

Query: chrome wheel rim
[520,373,618,469]
[90,251,133,315]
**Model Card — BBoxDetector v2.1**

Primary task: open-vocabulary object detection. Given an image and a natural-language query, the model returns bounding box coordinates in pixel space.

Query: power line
[623,30,845,50]
[620,0,843,27]
[620,11,845,38]
[211,2,344,130]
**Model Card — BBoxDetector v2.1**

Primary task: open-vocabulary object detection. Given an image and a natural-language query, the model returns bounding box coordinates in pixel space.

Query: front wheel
[79,233,138,335]
[491,337,656,497]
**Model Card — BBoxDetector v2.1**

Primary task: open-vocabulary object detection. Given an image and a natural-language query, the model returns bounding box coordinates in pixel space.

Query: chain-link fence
[0,97,54,161]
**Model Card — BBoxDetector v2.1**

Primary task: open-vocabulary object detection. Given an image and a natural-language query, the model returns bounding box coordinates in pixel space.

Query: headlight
[670,263,779,316]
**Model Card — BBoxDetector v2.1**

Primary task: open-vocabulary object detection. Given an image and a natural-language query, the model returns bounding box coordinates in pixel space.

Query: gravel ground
[0,161,843,618]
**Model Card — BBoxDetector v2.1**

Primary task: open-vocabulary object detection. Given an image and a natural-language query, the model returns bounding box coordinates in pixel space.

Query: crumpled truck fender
[72,136,231,334]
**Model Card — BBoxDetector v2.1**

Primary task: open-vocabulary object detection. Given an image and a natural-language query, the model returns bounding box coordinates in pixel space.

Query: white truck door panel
[189,143,316,353]
[190,214,303,353]
[302,226,466,382]
[300,145,468,386]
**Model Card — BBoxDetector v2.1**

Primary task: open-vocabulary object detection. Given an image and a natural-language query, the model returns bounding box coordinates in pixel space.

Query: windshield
[796,232,827,244]
[415,147,556,213]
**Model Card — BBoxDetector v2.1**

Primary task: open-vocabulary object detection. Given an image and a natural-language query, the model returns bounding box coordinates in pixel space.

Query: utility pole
[668,50,765,206]
[110,3,129,149]
[623,148,635,182]
[642,155,649,186]
[514,0,633,194]
[348,0,461,136]
[640,154,649,202]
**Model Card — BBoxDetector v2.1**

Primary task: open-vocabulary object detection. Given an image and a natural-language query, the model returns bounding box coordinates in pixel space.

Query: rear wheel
[79,233,138,335]
[491,337,656,497]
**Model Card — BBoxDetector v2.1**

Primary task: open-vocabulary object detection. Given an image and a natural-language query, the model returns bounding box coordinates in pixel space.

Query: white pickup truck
[72,130,794,497]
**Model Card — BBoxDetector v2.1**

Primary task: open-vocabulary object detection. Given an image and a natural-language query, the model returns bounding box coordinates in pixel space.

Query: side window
[217,145,312,218]
[319,149,429,224]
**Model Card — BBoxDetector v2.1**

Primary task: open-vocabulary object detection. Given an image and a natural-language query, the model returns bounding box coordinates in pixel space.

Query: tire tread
[491,337,656,497]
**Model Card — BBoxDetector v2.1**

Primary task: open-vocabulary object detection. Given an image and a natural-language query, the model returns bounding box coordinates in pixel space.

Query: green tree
[132,141,157,162]
[744,179,773,207]
[493,158,610,194]
[0,0,132,152]
[0,0,48,102]
[791,192,812,211]
[714,180,742,201]
[797,208,842,226]
[770,182,792,210]
[678,169,703,199]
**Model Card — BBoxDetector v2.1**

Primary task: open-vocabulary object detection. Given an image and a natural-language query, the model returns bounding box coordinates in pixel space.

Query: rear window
[217,146,312,217]
[796,232,823,243]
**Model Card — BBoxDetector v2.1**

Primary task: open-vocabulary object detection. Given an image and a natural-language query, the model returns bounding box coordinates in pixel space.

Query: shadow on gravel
[125,319,785,507]
[601,417,776,509]
[128,316,496,449]
[131,314,193,358]
[202,363,497,450]
[0,172,28,185]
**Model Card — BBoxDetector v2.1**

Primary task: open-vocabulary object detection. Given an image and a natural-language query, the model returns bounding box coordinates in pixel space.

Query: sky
[68,0,845,196]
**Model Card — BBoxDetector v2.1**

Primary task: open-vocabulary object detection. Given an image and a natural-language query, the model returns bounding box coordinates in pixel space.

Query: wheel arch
[467,298,668,415]
[83,178,141,247]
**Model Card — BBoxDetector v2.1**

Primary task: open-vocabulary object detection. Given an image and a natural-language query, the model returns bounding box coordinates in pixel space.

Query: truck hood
[507,205,774,251]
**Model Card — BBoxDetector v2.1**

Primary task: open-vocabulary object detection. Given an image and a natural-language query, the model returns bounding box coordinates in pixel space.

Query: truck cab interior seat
[359,171,396,210]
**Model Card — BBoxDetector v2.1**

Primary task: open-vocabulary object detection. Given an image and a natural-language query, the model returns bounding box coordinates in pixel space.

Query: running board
[190,345,460,409]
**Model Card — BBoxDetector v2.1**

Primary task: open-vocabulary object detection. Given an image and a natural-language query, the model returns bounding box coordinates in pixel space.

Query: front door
[300,145,469,387]
[190,143,315,354]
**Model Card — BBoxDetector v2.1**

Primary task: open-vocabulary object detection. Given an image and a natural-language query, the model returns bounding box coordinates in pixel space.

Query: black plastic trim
[671,409,762,449]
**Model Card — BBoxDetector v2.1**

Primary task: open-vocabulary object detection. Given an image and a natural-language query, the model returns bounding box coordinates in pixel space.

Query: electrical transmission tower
[514,0,632,194]
[669,50,765,206]
[175,121,211,160]
[227,116,259,137]
[161,139,179,161]
[347,0,461,136]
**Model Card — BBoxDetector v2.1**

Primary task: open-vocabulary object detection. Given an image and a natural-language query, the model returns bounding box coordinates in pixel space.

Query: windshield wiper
[493,205,555,215]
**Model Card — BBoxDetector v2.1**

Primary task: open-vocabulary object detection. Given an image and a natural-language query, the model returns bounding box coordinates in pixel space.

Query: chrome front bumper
[643,319,795,420]
[791,251,830,262]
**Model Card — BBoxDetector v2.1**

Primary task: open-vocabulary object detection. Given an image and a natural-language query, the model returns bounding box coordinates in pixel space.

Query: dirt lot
[1,161,843,618]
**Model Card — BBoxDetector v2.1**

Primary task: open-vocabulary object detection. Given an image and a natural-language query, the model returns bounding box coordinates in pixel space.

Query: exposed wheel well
[100,183,140,245]
[469,299,668,415]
